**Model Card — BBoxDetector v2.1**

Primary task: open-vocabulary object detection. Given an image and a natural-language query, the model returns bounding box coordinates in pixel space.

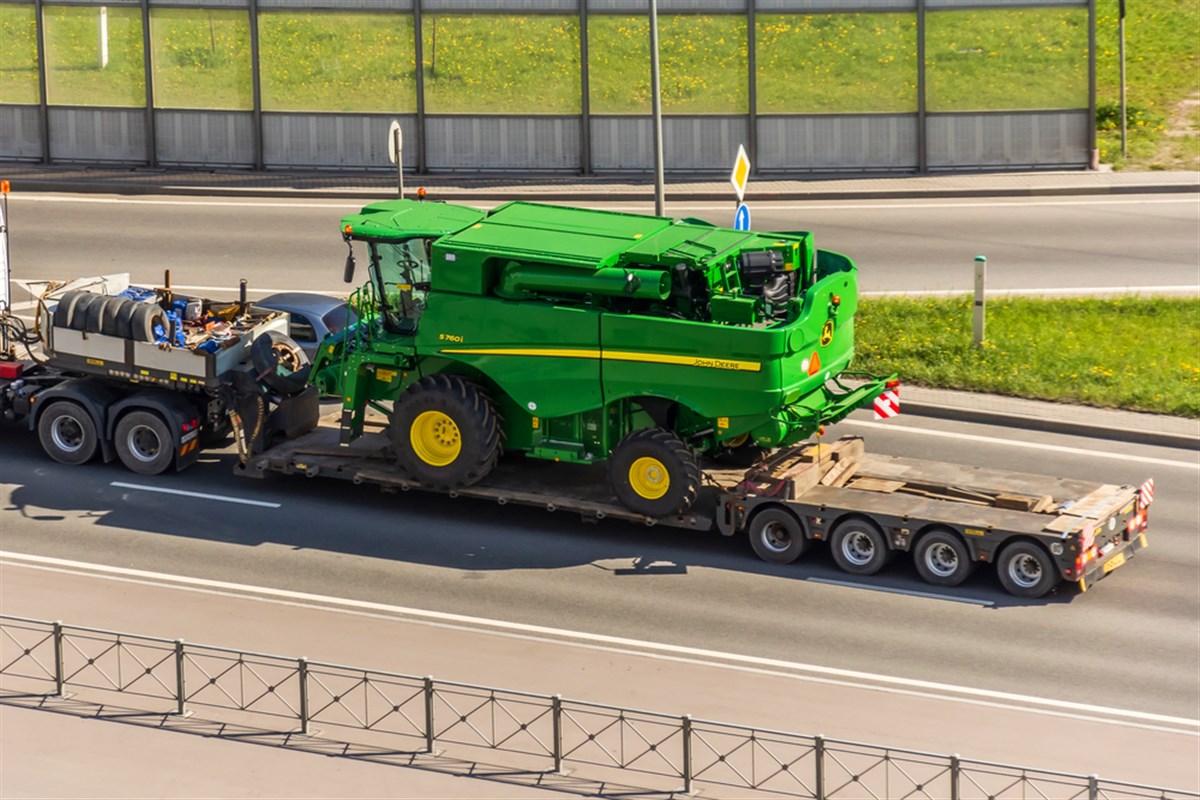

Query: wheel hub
[1009,554,1042,588]
[411,411,462,467]
[629,456,670,500]
[127,425,162,463]
[926,542,958,577]
[762,521,791,552]
[843,531,875,565]
[51,416,84,453]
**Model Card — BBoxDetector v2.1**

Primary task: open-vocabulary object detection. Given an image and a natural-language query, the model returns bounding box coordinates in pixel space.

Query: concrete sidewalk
[2,163,1197,201]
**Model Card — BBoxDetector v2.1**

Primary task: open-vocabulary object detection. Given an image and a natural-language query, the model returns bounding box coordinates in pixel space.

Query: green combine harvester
[310,199,891,516]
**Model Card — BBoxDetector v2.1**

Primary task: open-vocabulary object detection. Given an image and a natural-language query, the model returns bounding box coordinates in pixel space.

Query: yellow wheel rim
[410,410,462,467]
[629,456,670,500]
[725,433,750,448]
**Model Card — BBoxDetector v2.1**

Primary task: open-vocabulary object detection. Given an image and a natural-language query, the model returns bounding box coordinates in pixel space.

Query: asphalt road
[3,409,1197,727]
[5,193,1199,297]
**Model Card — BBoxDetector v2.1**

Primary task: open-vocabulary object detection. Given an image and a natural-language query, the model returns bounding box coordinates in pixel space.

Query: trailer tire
[997,541,1059,598]
[69,292,101,331]
[748,507,807,564]
[114,410,174,475]
[913,529,975,587]
[37,401,100,465]
[609,428,700,517]
[390,374,501,489]
[52,290,86,328]
[251,331,311,396]
[830,517,892,576]
[130,303,167,343]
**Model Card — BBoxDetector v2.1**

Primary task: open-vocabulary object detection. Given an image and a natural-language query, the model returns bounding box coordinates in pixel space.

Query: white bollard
[973,255,986,347]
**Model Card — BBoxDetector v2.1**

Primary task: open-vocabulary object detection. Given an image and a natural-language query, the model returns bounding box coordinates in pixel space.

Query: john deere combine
[310,199,890,516]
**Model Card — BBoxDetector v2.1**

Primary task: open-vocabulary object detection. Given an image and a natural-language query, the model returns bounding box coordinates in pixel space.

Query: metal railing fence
[1,615,1193,800]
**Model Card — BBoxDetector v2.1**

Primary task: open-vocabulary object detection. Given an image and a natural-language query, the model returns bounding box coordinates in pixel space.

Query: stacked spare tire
[52,289,168,343]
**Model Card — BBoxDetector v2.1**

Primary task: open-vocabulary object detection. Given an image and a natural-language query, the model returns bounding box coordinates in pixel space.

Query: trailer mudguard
[28,378,119,462]
[106,390,206,472]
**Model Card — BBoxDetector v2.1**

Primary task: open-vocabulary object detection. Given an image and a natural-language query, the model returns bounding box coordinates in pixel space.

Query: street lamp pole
[649,0,665,216]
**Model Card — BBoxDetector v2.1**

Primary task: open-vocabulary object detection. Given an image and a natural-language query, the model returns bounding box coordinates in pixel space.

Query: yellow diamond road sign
[730,144,751,202]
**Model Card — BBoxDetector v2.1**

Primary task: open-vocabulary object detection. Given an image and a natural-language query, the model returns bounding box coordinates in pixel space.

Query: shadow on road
[1,428,1077,610]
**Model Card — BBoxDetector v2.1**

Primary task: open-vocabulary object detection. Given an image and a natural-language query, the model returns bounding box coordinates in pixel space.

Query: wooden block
[1032,495,1056,514]
[1044,515,1084,533]
[845,477,906,493]
[995,493,1040,512]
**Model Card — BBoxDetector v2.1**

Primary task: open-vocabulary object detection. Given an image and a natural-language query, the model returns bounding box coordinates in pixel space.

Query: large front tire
[390,374,501,489]
[608,428,701,517]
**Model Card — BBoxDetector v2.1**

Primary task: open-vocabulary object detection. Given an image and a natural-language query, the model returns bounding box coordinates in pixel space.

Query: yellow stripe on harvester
[439,347,761,373]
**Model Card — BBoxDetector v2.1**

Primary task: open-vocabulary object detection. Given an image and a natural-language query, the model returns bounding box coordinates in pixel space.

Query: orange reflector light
[343,224,353,234]
[830,294,841,306]
[0,180,9,195]
[807,351,822,376]
[417,187,427,199]
[886,378,901,389]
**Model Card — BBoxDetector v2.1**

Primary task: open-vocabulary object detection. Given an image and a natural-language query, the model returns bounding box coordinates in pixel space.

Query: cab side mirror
[343,251,356,283]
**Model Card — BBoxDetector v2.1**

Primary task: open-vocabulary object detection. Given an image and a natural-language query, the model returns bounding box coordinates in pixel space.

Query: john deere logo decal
[820,321,834,346]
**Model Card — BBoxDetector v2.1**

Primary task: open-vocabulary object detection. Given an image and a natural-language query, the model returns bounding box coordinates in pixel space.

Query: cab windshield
[370,239,430,333]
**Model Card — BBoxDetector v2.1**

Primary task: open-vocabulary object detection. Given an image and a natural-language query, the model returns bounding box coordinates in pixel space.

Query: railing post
[52,621,64,696]
[298,657,309,735]
[950,753,960,800]
[814,734,826,800]
[424,676,435,753]
[1088,773,1099,800]
[174,639,186,715]
[681,714,693,794]
[552,694,563,773]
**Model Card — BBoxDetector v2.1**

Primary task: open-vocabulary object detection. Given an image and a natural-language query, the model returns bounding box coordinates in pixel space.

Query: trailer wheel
[914,529,976,587]
[37,402,99,466]
[748,507,807,564]
[390,374,501,489]
[114,411,174,475]
[609,428,701,517]
[997,541,1059,598]
[830,517,892,576]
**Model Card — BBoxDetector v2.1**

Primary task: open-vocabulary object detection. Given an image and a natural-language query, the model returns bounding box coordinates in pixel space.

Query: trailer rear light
[1074,545,1100,573]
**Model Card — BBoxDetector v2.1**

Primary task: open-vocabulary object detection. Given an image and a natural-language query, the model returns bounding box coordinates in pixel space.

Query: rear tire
[114,411,174,475]
[830,517,892,576]
[251,331,311,396]
[37,402,99,466]
[390,374,501,489]
[913,529,975,587]
[997,541,1059,598]
[748,507,807,564]
[608,428,701,517]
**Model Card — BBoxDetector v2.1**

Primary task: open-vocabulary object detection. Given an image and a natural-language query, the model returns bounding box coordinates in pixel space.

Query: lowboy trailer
[239,415,1152,599]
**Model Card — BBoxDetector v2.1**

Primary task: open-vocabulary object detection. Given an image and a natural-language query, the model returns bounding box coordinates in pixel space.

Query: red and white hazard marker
[873,385,900,420]
[1138,478,1155,508]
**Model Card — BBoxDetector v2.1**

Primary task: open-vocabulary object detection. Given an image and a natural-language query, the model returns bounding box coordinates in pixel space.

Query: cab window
[371,239,431,333]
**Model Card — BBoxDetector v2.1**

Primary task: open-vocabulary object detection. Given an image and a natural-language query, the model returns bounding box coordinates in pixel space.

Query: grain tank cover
[438,202,675,270]
[341,199,486,240]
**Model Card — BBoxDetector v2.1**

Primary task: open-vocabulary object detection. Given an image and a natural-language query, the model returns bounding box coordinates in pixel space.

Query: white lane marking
[8,563,1195,739]
[10,194,1199,212]
[1,550,1195,732]
[843,420,1200,470]
[807,577,994,606]
[109,482,281,509]
[862,285,1200,297]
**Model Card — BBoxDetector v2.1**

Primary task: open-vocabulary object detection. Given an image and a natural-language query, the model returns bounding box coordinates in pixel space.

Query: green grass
[1095,0,1200,169]
[853,296,1200,418]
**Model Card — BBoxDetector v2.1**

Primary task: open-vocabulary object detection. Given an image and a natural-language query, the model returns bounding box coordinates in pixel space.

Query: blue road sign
[734,203,751,231]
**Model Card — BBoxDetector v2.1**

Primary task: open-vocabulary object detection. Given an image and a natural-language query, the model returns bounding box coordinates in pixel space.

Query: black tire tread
[390,374,501,489]
[608,427,701,517]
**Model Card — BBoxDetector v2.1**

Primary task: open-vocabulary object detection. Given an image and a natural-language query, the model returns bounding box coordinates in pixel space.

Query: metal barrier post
[950,753,960,800]
[1088,774,1099,800]
[298,658,309,735]
[52,621,64,696]
[681,714,693,793]
[424,676,435,753]
[552,695,563,773]
[174,639,186,715]
[814,734,826,800]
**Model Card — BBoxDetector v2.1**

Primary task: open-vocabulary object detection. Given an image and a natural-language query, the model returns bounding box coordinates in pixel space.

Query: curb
[900,401,1199,452]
